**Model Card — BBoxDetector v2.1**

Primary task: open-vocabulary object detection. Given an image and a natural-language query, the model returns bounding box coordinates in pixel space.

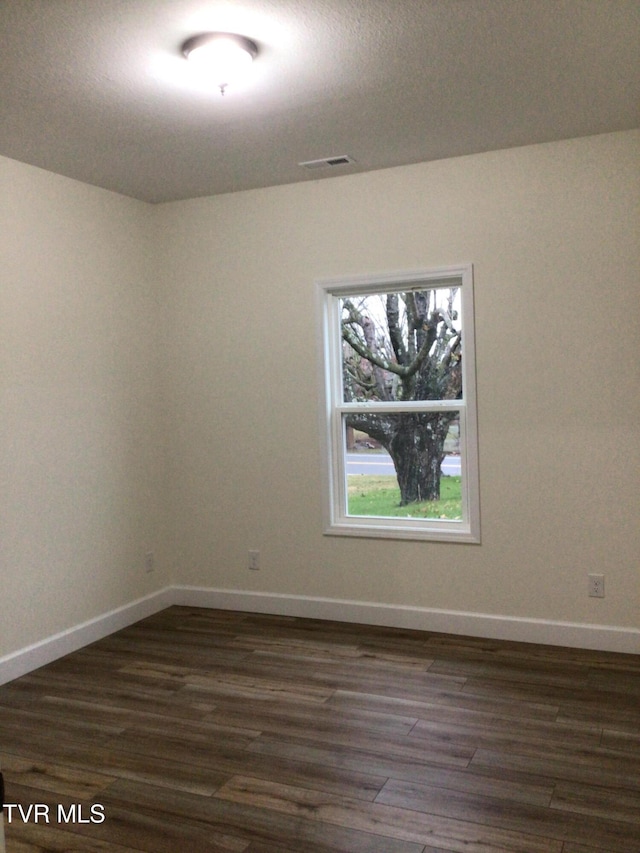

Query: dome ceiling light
[182,32,258,95]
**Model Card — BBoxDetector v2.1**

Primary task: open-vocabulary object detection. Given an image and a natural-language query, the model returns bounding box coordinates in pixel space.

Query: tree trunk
[387,413,451,505]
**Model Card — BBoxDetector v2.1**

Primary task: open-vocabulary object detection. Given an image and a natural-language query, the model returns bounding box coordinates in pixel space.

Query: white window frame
[317,265,480,543]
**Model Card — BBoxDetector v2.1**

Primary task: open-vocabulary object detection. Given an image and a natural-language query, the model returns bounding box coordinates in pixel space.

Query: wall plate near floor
[588,573,605,598]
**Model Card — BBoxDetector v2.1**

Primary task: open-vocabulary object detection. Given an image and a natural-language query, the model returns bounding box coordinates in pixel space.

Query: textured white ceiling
[1,0,638,203]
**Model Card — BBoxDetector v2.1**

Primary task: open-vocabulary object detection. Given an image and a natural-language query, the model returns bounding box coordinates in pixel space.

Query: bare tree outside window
[341,287,461,507]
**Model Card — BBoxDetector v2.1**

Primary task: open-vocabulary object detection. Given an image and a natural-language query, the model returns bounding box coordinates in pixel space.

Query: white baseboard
[0,587,173,686]
[172,586,640,655]
[2,585,638,685]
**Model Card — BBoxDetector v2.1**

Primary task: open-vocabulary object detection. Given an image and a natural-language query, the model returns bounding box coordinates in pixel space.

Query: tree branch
[403,312,440,379]
[341,316,408,378]
[386,293,408,366]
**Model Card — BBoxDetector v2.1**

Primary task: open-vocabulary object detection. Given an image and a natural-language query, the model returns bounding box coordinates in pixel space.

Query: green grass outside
[347,474,462,520]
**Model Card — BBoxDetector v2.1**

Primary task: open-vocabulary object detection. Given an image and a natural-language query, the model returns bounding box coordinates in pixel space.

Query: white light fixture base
[182,32,258,95]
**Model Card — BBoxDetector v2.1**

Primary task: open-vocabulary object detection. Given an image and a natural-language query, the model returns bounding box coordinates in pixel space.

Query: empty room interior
[1,1,639,851]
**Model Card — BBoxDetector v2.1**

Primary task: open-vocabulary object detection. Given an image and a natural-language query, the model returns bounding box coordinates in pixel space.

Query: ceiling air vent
[299,155,356,170]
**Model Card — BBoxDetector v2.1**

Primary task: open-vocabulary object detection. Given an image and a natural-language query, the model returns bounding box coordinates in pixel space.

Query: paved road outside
[346,452,461,477]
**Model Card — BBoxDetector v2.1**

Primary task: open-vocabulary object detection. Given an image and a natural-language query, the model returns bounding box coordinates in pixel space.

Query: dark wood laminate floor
[1,607,639,853]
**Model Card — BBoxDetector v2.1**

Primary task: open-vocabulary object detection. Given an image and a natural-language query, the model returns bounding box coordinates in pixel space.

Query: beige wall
[1,130,638,661]
[158,130,639,632]
[0,158,170,656]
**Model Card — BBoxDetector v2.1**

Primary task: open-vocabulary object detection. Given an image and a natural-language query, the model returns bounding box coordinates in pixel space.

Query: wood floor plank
[408,715,601,756]
[227,651,467,697]
[3,780,249,853]
[0,703,123,739]
[246,729,558,806]
[244,841,451,853]
[0,676,216,722]
[202,692,419,739]
[463,674,640,723]
[327,685,561,722]
[561,844,632,853]
[4,822,144,853]
[550,779,640,825]
[99,778,426,853]
[471,746,640,789]
[419,635,635,672]
[375,777,639,852]
[0,752,115,800]
[214,774,564,853]
[96,725,257,772]
[428,657,591,690]
[601,726,640,750]
[0,692,234,746]
[120,661,337,704]
[557,703,640,732]
[1,743,231,798]
[247,718,476,769]
[231,633,436,671]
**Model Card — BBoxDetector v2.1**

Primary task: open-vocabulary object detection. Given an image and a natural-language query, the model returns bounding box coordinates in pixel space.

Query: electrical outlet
[145,552,155,574]
[588,573,604,598]
[248,550,260,570]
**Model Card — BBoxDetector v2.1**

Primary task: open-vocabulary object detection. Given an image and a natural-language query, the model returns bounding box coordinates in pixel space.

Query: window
[317,266,480,542]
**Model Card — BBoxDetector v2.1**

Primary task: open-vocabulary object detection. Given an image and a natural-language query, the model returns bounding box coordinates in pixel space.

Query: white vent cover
[299,155,356,170]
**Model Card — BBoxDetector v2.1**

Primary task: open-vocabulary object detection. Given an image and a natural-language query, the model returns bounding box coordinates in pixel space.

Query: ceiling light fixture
[182,32,258,95]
